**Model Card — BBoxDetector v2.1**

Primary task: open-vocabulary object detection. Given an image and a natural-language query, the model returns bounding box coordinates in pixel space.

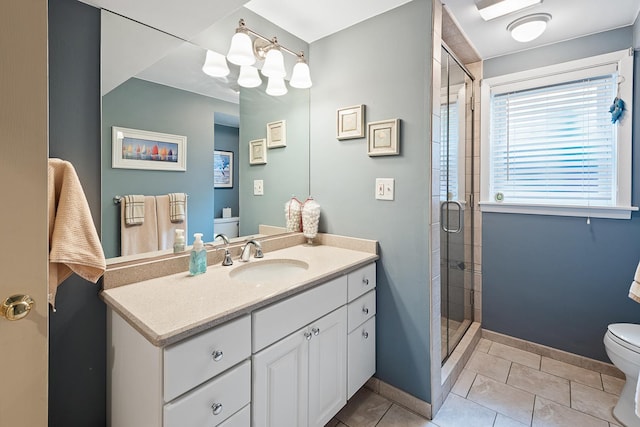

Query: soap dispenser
[173,229,185,253]
[189,233,207,275]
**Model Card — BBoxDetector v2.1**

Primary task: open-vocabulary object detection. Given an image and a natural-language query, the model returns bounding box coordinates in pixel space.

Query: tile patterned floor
[327,338,625,427]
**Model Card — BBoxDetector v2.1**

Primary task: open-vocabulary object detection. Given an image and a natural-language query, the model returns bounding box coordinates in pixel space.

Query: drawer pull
[363,278,369,286]
[312,327,320,336]
[304,331,313,340]
[211,402,223,415]
[362,307,369,315]
[362,330,369,339]
[212,350,224,362]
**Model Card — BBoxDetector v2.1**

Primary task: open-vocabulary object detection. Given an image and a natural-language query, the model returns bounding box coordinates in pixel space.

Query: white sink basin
[229,259,309,284]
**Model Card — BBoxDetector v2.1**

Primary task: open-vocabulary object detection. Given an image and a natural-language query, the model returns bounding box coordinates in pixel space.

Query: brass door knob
[0,295,35,321]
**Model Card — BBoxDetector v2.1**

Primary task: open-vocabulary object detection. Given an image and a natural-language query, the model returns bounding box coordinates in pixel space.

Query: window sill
[479,202,638,220]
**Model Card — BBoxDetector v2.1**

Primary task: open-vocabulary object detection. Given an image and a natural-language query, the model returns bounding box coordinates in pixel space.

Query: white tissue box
[222,207,232,218]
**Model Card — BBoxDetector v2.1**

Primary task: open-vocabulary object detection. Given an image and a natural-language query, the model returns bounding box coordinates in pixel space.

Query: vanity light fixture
[507,13,551,42]
[476,0,542,21]
[225,19,312,95]
[202,50,230,78]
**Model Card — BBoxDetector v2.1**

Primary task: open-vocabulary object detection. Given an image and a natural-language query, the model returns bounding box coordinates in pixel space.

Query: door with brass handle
[1,295,35,321]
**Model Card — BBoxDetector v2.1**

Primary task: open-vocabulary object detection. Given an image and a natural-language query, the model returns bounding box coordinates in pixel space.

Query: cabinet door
[347,316,376,399]
[308,307,347,427]
[253,327,309,427]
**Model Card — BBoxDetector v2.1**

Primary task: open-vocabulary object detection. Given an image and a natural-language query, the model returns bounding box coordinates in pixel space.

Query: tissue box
[222,207,232,218]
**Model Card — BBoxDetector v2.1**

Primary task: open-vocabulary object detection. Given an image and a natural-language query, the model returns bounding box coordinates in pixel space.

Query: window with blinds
[489,74,617,206]
[440,102,459,201]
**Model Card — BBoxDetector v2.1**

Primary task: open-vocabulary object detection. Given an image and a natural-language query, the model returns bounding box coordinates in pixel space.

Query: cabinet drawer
[347,316,376,399]
[347,263,376,302]
[164,360,250,427]
[218,404,250,427]
[164,315,250,402]
[347,290,376,333]
[252,276,347,352]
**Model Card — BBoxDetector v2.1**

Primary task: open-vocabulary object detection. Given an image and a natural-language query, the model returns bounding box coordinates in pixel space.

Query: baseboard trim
[482,329,624,379]
[365,377,432,419]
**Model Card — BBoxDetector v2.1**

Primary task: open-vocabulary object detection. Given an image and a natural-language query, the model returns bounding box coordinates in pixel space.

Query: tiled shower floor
[327,338,624,427]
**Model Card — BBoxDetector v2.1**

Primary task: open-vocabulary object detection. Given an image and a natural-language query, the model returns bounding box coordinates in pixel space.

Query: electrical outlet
[375,178,394,201]
[253,179,264,196]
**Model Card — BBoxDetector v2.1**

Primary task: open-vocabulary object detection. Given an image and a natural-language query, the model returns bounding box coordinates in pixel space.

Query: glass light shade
[202,50,230,77]
[261,48,286,78]
[237,65,262,88]
[266,76,287,96]
[226,31,255,66]
[289,61,312,89]
[508,14,550,42]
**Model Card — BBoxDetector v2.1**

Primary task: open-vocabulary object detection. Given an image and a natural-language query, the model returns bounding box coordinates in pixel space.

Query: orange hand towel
[48,158,106,308]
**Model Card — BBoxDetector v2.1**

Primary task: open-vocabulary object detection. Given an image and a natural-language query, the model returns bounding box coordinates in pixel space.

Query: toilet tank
[214,216,239,238]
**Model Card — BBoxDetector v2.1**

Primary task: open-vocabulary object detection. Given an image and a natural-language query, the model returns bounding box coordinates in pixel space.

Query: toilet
[604,323,640,427]
[214,216,239,238]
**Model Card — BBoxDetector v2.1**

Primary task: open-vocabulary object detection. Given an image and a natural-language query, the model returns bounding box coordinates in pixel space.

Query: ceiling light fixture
[202,50,230,78]
[210,19,312,96]
[476,0,542,21]
[507,13,551,42]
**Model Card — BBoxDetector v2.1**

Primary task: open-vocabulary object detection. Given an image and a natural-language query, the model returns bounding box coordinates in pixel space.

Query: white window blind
[440,102,459,200]
[489,74,617,206]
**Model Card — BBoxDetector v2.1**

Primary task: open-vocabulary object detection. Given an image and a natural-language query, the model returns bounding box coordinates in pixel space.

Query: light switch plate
[253,179,264,196]
[375,178,394,201]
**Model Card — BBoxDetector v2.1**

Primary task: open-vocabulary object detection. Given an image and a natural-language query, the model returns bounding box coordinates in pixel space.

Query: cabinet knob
[362,307,369,315]
[312,327,320,336]
[212,350,223,362]
[304,331,313,340]
[363,278,369,286]
[211,402,223,415]
[362,330,369,339]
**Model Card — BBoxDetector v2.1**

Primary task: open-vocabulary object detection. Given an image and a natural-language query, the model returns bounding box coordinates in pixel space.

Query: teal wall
[214,124,240,219]
[49,0,105,424]
[102,78,238,256]
[483,29,640,362]
[239,83,310,235]
[309,0,433,401]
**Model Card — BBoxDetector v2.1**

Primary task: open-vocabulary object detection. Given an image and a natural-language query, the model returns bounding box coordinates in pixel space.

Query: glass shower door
[440,45,474,363]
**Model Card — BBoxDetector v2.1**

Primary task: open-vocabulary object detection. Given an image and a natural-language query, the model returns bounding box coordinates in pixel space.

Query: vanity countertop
[101,243,378,347]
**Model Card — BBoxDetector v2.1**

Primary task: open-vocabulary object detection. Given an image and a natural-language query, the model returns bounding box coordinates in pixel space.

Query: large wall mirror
[100,6,311,259]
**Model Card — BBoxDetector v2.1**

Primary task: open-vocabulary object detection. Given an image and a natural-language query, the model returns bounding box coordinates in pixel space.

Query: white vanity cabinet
[107,260,377,427]
[346,264,377,399]
[107,311,251,427]
[252,276,348,427]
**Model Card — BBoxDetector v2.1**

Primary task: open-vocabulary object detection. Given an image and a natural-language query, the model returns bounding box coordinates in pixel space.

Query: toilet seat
[608,323,640,354]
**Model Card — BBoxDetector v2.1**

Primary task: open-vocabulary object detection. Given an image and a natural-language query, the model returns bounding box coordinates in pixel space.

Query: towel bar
[113,194,189,204]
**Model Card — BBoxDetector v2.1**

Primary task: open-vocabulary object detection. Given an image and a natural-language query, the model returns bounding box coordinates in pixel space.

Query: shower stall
[439,44,475,363]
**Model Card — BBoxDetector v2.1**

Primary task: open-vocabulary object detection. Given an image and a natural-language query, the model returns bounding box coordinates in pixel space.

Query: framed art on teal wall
[214,150,233,188]
[112,126,187,171]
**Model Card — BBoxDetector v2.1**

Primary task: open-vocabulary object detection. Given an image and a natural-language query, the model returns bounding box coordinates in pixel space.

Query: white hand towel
[48,158,106,308]
[636,369,640,417]
[123,195,145,225]
[628,261,640,303]
[168,192,186,223]
[156,195,187,251]
[120,196,158,256]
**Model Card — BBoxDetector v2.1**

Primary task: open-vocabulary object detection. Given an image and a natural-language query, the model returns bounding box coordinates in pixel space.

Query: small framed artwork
[249,139,267,165]
[214,150,233,188]
[368,119,400,157]
[266,120,286,148]
[112,126,187,171]
[337,104,365,140]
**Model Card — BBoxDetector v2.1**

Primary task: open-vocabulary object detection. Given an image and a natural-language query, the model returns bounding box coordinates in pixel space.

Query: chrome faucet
[214,233,230,245]
[240,239,263,262]
[214,233,233,266]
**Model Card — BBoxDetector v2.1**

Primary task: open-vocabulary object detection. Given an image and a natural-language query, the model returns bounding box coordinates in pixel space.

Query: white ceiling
[83,0,640,104]
[442,0,640,59]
